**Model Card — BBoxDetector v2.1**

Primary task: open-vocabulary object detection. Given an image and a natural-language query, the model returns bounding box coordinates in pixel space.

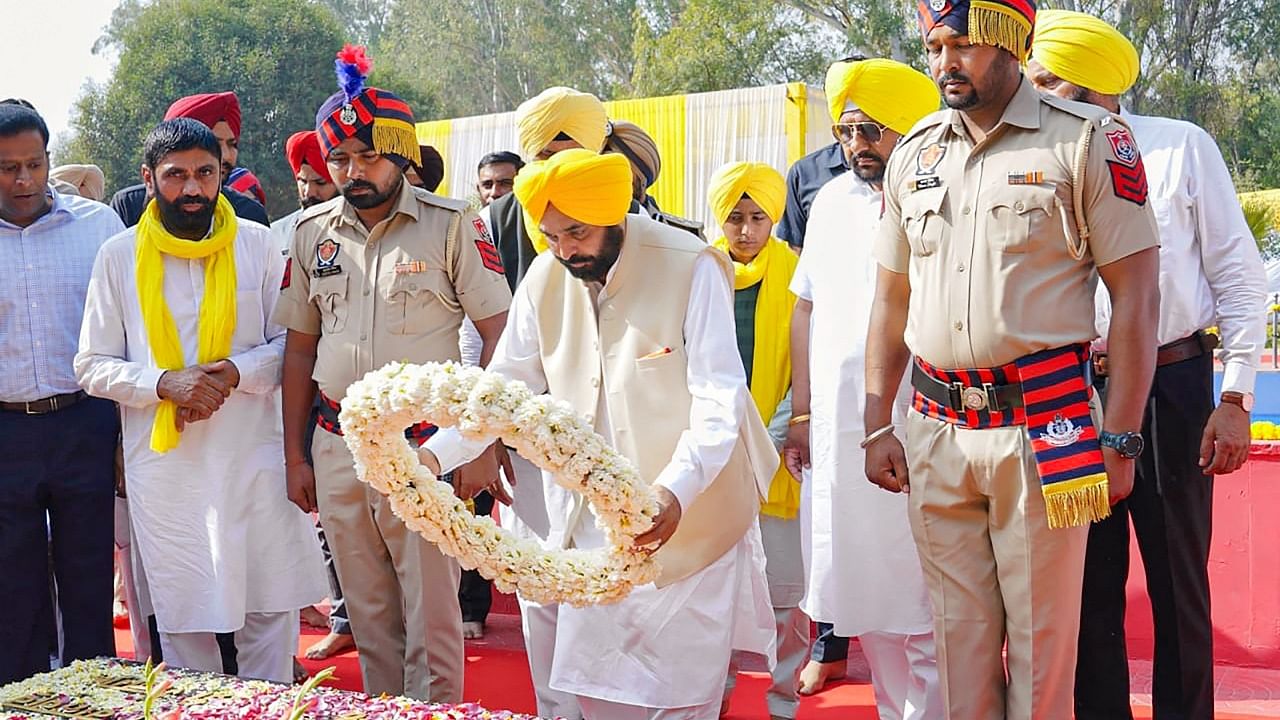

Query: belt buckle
[960,385,988,411]
[24,401,39,415]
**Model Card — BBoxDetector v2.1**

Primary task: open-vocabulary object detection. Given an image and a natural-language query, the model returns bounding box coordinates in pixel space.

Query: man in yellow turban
[776,55,939,250]
[1031,12,1267,720]
[706,161,807,720]
[421,148,779,719]
[784,54,939,698]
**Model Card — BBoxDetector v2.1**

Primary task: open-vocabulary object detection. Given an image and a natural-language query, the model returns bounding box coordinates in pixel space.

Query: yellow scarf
[135,194,238,453]
[714,237,800,518]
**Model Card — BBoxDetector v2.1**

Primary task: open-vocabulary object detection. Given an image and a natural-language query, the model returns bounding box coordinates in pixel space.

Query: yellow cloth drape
[135,194,238,454]
[415,119,452,196]
[603,94,687,218]
[514,149,633,254]
[713,236,800,518]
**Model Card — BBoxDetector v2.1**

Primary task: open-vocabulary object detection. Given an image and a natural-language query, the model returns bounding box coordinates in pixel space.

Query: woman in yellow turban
[709,161,807,719]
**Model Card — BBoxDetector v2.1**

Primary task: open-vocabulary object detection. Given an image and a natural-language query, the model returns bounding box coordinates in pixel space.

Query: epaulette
[652,211,706,240]
[295,195,342,227]
[900,109,949,144]
[409,185,470,214]
[1039,93,1113,125]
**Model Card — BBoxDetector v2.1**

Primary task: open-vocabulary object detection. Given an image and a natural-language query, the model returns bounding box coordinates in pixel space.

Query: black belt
[0,391,87,415]
[910,363,1025,412]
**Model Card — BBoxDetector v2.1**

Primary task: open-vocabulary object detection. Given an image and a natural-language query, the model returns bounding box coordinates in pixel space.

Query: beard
[850,150,887,184]
[939,72,980,110]
[558,225,624,284]
[1068,84,1092,103]
[342,175,401,209]
[155,192,216,238]
[300,195,326,209]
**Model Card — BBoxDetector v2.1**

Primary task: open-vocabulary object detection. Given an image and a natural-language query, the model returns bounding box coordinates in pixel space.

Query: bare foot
[462,621,485,640]
[299,605,329,628]
[304,631,356,660]
[797,659,846,696]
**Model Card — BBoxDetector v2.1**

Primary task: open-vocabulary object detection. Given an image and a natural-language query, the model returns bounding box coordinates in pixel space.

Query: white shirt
[267,208,303,256]
[75,221,327,632]
[1095,111,1267,395]
[427,249,749,523]
[790,171,932,637]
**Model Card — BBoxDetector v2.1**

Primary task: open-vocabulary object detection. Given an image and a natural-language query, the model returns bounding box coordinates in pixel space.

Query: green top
[733,281,761,385]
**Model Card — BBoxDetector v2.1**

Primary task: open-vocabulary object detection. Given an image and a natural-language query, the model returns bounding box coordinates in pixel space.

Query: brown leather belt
[1093,331,1218,378]
[0,390,88,415]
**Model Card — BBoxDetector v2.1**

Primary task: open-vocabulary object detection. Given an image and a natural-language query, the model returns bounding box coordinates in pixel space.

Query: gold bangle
[788,413,811,426]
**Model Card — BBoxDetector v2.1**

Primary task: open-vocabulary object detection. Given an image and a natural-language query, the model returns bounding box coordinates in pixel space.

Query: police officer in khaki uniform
[862,2,1161,719]
[273,65,511,702]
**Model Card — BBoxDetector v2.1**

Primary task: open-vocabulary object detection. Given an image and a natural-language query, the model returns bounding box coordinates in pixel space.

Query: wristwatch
[1099,430,1144,459]
[1221,391,1254,412]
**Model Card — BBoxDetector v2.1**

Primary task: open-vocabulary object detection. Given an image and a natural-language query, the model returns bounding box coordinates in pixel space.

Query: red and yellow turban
[314,44,420,167]
[917,0,1037,63]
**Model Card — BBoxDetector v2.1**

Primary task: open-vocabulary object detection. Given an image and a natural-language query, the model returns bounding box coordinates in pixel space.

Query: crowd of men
[0,2,1266,719]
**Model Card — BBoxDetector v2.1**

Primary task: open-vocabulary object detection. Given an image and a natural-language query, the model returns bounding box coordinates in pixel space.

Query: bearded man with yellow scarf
[76,119,327,681]
[706,162,805,720]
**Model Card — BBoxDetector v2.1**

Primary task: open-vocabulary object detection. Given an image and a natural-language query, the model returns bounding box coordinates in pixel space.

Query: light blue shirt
[0,187,124,401]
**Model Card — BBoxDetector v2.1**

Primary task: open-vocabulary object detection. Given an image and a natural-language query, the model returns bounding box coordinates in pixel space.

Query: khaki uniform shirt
[272,180,512,401]
[875,79,1159,370]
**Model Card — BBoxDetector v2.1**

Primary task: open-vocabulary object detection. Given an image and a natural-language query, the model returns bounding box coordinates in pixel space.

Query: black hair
[143,118,220,169]
[0,103,49,147]
[837,54,870,63]
[478,151,525,173]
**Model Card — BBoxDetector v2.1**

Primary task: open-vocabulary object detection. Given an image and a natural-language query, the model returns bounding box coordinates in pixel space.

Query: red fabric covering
[164,92,242,137]
[285,130,333,182]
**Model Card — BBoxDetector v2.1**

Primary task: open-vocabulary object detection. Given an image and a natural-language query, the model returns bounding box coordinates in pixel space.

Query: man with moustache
[783,57,943,719]
[863,1,1162,717]
[272,45,511,702]
[110,92,269,228]
[269,130,340,256]
[76,118,327,681]
[476,151,523,207]
[0,102,124,685]
[421,148,778,719]
[1027,12,1266,719]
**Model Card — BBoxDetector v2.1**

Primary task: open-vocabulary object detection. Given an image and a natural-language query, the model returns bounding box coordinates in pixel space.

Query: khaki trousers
[905,411,1088,720]
[311,429,463,701]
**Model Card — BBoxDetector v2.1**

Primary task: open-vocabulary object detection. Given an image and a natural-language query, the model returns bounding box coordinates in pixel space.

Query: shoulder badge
[313,237,343,277]
[916,142,947,176]
[281,257,292,290]
[1101,124,1148,206]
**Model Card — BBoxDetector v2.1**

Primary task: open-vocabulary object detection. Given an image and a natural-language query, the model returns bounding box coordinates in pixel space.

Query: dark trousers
[458,491,495,624]
[810,621,849,663]
[1075,352,1215,720]
[0,397,117,684]
[317,523,351,634]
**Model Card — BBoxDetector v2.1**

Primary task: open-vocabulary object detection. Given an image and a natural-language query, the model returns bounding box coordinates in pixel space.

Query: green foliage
[56,0,346,217]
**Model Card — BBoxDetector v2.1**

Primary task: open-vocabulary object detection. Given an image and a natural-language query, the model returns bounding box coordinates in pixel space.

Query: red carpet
[111,621,1269,719]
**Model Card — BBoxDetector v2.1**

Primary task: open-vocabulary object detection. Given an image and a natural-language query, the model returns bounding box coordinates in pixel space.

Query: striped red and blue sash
[914,345,1110,529]
[317,392,437,444]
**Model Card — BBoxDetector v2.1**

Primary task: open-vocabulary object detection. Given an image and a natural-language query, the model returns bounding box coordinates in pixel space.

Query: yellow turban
[513,149,633,253]
[1033,10,1140,95]
[824,58,940,134]
[515,87,609,160]
[706,162,785,226]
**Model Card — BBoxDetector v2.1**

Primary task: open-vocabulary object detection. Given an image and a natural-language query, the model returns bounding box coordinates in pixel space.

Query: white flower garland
[339,361,662,606]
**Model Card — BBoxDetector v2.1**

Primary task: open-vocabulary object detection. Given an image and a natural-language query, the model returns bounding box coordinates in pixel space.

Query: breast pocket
[901,188,947,257]
[308,274,350,334]
[383,270,452,335]
[985,187,1056,254]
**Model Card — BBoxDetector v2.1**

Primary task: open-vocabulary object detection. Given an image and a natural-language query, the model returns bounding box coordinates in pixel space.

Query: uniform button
[962,206,971,215]
[957,263,965,272]
[363,288,370,296]
[1014,201,1025,212]
[591,377,600,388]
[360,333,368,341]
[953,321,964,331]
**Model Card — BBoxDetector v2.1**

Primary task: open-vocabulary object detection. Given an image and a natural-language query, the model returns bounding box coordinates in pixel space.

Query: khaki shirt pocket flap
[901,187,947,257]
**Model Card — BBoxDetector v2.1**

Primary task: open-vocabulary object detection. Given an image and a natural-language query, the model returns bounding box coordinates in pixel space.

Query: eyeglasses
[832,121,890,144]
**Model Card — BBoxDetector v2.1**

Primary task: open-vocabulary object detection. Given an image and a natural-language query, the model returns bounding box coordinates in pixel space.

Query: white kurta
[428,252,775,708]
[75,221,328,634]
[792,172,932,638]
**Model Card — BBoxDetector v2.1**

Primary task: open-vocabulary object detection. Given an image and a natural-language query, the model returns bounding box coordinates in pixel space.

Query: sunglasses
[832,121,890,144]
